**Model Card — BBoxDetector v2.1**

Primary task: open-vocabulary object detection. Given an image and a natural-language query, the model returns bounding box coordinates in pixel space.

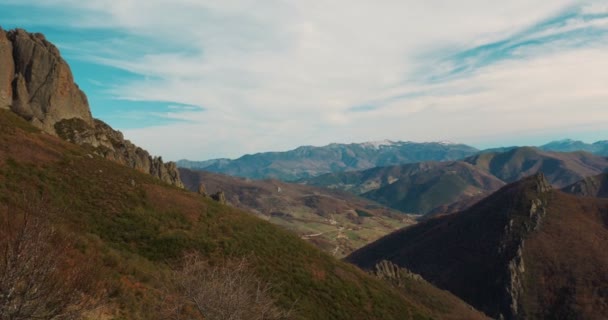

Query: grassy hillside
[179,168,413,256]
[0,109,486,319]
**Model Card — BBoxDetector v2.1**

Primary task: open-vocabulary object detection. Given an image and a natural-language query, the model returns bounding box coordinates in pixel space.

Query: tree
[0,197,102,320]
[162,252,291,320]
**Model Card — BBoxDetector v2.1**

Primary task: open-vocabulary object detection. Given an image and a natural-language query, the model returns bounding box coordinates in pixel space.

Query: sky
[1,1,608,161]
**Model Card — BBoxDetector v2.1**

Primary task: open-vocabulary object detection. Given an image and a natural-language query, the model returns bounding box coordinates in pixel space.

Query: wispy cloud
[1,0,607,160]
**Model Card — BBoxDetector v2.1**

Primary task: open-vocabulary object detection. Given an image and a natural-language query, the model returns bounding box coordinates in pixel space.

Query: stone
[211,191,226,204]
[0,28,14,109]
[7,29,94,133]
[197,183,208,196]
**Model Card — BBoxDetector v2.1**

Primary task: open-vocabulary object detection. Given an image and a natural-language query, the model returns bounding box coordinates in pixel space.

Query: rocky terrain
[0,28,182,187]
[347,174,608,319]
[178,140,479,181]
[179,168,414,256]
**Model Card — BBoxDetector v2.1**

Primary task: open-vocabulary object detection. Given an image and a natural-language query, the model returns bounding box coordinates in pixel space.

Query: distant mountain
[562,173,608,198]
[179,168,414,256]
[540,139,608,156]
[464,146,608,187]
[347,174,608,319]
[177,140,479,181]
[305,147,608,215]
[361,162,504,215]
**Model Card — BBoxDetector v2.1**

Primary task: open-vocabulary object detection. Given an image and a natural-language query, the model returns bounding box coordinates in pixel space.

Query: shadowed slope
[347,174,608,319]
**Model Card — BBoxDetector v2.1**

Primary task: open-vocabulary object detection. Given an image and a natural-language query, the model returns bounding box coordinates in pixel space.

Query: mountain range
[178,139,608,182]
[347,174,608,319]
[304,147,608,215]
[178,140,480,181]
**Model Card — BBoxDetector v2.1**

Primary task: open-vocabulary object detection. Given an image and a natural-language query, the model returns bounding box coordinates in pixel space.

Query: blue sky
[1,1,607,160]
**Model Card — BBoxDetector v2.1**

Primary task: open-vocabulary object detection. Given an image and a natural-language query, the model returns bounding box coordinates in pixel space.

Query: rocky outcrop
[347,173,555,320]
[210,191,226,204]
[498,174,550,320]
[5,29,93,132]
[0,29,13,109]
[372,260,423,288]
[0,28,183,188]
[54,118,183,188]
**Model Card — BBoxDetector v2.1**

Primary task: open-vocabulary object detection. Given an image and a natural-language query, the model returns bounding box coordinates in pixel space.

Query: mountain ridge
[347,174,608,319]
[178,140,480,181]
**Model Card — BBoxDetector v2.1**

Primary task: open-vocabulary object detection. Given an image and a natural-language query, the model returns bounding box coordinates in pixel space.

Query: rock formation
[211,191,226,204]
[372,260,423,287]
[0,28,183,188]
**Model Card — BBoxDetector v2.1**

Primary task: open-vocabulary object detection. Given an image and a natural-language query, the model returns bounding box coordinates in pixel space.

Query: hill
[179,168,414,257]
[347,174,608,319]
[305,147,608,215]
[178,140,479,181]
[562,173,608,198]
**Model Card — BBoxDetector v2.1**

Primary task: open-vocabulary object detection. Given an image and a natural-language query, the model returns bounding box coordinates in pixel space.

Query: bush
[161,252,291,320]
[0,196,104,320]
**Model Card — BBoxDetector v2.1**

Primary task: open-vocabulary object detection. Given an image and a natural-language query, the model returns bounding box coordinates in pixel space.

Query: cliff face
[347,174,554,319]
[0,28,183,188]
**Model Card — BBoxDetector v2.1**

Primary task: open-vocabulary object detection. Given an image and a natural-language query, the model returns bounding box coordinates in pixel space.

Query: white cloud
[7,0,608,159]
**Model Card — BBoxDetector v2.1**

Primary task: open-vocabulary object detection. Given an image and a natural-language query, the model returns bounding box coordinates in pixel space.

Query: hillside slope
[347,174,608,319]
[179,168,413,256]
[178,141,478,181]
[0,108,488,319]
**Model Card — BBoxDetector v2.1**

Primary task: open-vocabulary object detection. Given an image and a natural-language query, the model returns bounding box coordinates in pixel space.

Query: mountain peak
[0,28,183,187]
[360,139,397,149]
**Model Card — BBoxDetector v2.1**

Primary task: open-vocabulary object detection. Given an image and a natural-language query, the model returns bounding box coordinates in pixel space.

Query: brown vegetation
[161,252,291,320]
[0,195,104,320]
